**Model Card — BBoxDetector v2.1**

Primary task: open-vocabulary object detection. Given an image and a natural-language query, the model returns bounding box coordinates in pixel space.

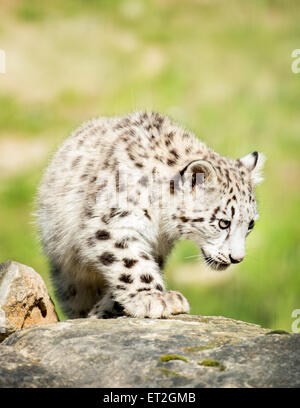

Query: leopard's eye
[248,220,255,230]
[219,219,231,229]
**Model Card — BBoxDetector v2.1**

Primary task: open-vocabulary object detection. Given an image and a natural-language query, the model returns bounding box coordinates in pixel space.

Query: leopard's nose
[229,255,244,264]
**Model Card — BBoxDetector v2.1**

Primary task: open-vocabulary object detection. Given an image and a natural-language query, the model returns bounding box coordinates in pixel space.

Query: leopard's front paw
[88,289,190,319]
[122,290,190,318]
[164,290,190,315]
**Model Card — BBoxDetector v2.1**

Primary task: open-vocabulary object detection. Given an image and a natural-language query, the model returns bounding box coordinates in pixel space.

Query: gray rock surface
[1,315,299,387]
[0,261,58,341]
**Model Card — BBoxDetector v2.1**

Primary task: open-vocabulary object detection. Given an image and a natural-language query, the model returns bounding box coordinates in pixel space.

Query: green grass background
[0,0,299,329]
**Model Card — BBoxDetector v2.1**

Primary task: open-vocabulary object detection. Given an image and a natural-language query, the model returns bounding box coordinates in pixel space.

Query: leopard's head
[170,151,265,270]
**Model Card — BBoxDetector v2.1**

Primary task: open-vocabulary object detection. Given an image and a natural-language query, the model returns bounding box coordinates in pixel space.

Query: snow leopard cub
[37,111,265,319]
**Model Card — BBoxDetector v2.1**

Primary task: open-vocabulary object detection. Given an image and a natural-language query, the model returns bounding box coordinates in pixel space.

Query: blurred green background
[0,0,299,329]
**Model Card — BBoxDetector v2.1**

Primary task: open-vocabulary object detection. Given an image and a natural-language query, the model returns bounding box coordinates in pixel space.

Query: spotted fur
[37,111,264,318]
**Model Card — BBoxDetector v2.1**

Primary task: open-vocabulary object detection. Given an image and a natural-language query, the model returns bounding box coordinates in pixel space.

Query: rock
[0,346,69,388]
[1,315,299,387]
[0,261,58,341]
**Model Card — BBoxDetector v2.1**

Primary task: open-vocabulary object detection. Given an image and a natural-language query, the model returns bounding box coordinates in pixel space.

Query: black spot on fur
[210,214,216,223]
[213,206,220,215]
[101,215,110,224]
[115,171,120,193]
[98,252,117,265]
[193,217,204,222]
[156,284,163,292]
[95,230,110,240]
[110,208,118,218]
[140,274,154,284]
[153,113,164,130]
[167,158,177,166]
[137,287,151,292]
[116,285,126,290]
[141,253,151,260]
[119,273,133,284]
[123,258,138,268]
[115,239,129,249]
[170,149,180,160]
[139,176,148,186]
[166,131,174,140]
[180,216,189,222]
[225,169,232,183]
[143,209,151,220]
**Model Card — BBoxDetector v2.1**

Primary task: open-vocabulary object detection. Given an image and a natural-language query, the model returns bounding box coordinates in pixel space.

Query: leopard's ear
[180,159,217,188]
[239,152,266,185]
